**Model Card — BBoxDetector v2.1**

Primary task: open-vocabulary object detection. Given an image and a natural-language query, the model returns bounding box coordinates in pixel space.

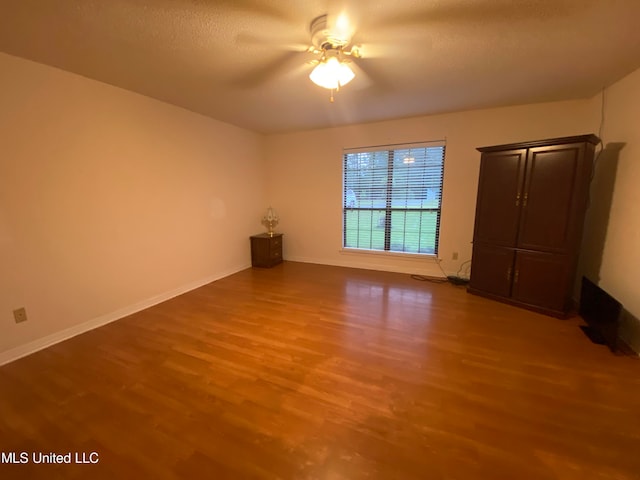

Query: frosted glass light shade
[309,57,355,89]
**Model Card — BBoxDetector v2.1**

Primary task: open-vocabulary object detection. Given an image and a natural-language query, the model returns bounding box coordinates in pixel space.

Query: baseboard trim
[286,254,445,277]
[0,264,250,366]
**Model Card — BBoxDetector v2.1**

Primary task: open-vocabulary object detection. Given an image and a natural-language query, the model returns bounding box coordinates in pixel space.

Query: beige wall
[579,67,640,348]
[0,53,266,361]
[3,47,636,362]
[264,100,598,277]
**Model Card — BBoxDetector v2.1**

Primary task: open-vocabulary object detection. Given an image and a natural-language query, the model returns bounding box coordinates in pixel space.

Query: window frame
[342,141,446,257]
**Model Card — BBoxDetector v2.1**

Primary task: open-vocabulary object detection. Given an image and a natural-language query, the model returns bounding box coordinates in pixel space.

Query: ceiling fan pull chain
[330,89,335,103]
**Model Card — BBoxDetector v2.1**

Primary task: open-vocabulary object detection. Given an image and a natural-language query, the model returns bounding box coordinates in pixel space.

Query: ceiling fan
[234,0,564,99]
[306,13,362,102]
[234,7,378,101]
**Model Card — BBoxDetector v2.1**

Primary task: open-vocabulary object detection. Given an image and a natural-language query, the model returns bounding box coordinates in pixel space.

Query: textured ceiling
[1,0,639,134]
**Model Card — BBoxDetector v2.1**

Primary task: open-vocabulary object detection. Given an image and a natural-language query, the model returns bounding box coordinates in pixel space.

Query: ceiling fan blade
[235,32,310,53]
[348,58,390,93]
[232,51,309,88]
[352,37,432,60]
[347,61,373,90]
[210,0,293,22]
[372,0,574,29]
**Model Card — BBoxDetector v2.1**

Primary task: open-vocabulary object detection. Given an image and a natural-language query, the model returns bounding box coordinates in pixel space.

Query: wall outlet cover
[13,308,28,323]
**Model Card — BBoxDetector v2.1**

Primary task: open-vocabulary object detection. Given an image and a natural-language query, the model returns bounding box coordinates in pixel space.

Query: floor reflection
[338,278,437,361]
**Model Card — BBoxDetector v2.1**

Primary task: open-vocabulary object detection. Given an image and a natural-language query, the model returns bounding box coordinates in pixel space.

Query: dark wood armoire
[468,134,600,317]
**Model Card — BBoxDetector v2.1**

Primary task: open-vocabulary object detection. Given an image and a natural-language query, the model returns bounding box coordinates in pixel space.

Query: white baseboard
[0,264,250,366]
[285,254,445,277]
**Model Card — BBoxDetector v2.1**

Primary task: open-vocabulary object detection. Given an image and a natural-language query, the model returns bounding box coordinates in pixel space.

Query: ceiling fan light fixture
[309,55,355,90]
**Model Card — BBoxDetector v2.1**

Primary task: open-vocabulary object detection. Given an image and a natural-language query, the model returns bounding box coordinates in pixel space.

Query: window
[343,141,445,255]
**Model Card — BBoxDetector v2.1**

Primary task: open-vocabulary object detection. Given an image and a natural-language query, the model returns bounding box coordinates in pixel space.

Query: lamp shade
[309,56,355,90]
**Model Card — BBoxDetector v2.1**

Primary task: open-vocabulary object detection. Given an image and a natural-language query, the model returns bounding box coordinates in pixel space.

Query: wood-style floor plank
[1,261,639,479]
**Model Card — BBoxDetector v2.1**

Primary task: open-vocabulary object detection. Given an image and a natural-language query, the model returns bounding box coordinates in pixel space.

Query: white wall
[594,67,640,315]
[579,67,640,349]
[264,100,598,277]
[0,53,266,362]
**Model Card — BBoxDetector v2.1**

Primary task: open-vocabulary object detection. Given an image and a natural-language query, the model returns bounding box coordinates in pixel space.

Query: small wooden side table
[250,233,283,267]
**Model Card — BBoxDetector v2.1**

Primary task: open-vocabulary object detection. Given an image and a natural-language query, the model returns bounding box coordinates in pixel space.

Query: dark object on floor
[579,276,622,352]
[447,276,470,286]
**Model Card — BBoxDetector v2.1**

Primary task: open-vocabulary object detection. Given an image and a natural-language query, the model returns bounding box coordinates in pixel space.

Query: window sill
[339,248,438,261]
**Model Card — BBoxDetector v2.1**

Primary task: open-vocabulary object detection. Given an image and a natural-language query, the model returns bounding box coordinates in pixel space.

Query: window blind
[343,142,445,255]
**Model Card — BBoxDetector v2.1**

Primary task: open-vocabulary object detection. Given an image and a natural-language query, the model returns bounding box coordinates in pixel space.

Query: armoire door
[469,244,515,298]
[517,142,587,253]
[511,251,571,312]
[473,148,527,247]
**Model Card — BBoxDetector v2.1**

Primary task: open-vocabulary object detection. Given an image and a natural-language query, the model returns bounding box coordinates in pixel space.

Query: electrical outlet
[13,307,28,323]
[452,252,459,260]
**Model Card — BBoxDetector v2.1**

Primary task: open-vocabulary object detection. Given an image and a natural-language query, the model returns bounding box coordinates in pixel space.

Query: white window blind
[343,141,445,255]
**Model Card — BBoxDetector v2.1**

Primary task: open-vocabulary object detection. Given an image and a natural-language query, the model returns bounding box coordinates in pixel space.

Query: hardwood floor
[1,261,639,479]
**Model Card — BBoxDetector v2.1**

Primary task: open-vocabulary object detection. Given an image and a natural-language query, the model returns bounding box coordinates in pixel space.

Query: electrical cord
[411,257,471,286]
[456,260,471,279]
[410,274,448,284]
[586,87,606,210]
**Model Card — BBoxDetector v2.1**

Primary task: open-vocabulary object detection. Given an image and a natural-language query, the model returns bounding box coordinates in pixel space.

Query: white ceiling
[1,0,639,134]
